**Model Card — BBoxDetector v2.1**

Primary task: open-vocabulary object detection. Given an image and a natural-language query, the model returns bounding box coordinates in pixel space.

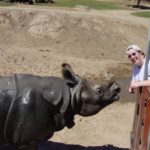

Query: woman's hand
[129,80,140,94]
[130,80,140,89]
[129,80,136,94]
[129,86,135,94]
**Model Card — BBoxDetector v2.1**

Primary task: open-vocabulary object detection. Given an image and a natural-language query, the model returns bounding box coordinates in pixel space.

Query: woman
[126,44,150,94]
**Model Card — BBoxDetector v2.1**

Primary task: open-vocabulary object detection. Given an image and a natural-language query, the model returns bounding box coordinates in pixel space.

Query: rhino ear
[61,63,78,86]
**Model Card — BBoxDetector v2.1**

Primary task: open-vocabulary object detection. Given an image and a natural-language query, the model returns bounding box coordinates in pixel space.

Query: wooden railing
[131,87,150,150]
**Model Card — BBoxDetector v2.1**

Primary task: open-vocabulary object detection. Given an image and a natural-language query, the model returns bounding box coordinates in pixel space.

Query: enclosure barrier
[131,87,150,150]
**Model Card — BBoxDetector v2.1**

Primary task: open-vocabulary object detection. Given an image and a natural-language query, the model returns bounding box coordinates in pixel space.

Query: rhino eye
[96,87,103,96]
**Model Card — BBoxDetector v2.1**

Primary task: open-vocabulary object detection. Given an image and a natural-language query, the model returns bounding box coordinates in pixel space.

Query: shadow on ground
[127,4,150,9]
[0,142,130,150]
[38,141,129,150]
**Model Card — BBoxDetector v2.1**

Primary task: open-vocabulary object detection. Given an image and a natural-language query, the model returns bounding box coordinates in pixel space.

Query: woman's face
[126,49,143,66]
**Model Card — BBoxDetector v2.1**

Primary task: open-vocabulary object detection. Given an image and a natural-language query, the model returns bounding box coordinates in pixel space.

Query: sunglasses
[127,52,136,59]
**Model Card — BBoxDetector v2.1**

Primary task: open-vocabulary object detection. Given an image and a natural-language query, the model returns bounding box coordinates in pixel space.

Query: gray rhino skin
[0,63,120,149]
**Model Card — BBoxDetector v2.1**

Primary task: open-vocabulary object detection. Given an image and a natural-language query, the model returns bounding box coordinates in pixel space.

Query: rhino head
[62,63,121,116]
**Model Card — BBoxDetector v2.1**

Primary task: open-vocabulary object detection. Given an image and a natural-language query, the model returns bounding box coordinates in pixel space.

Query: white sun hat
[126,44,141,53]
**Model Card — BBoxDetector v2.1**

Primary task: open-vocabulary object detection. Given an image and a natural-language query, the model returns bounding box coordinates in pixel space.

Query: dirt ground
[0,2,149,150]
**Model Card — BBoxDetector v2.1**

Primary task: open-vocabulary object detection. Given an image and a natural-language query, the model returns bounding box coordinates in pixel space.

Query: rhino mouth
[112,94,120,100]
[111,85,121,101]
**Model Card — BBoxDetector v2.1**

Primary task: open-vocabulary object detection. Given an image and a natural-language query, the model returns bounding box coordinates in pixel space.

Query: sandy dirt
[0,3,149,150]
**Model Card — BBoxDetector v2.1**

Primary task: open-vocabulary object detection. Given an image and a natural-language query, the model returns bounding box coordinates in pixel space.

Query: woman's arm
[131,80,150,88]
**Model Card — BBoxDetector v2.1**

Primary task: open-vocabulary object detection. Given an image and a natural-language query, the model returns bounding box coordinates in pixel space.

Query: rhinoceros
[0,63,120,150]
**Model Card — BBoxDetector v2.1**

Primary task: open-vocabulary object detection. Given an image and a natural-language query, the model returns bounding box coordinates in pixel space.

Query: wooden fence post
[131,87,150,150]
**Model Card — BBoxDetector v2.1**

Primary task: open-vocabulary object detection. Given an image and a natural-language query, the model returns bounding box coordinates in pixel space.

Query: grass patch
[0,1,14,6]
[49,0,122,10]
[0,0,124,10]
[131,11,150,18]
